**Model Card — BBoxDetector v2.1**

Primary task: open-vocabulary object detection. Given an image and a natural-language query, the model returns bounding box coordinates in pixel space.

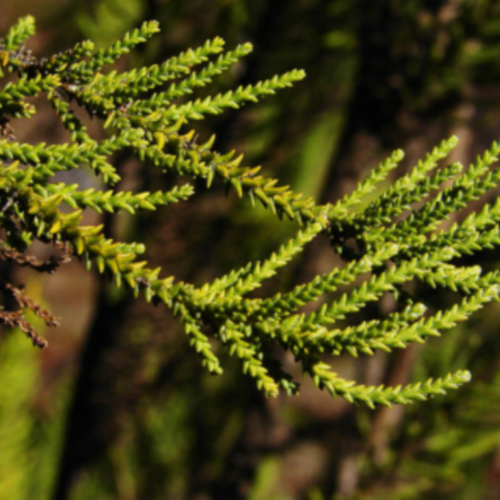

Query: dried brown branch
[0,239,71,273]
[0,309,48,348]
[1,281,59,327]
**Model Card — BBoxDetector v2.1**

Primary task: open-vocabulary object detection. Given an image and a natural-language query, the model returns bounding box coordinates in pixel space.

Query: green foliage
[0,319,66,499]
[1,16,500,410]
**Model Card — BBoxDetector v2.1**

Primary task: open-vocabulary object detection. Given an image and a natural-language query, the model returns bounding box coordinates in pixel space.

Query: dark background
[2,1,500,498]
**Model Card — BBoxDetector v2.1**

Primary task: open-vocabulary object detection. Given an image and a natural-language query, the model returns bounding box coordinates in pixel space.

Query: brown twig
[1,281,60,327]
[0,309,48,348]
[0,239,71,273]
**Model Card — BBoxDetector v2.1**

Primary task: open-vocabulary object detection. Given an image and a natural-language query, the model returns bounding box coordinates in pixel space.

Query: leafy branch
[1,16,499,408]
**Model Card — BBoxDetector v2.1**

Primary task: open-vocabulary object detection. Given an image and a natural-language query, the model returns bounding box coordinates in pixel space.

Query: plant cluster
[1,16,500,408]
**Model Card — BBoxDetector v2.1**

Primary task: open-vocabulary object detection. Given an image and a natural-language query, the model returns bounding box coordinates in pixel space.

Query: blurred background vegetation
[2,0,500,498]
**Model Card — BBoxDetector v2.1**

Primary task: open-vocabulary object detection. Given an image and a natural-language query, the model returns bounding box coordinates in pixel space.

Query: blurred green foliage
[2,1,500,499]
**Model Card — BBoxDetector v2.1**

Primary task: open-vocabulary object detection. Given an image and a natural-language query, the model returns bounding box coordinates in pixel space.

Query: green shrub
[2,15,500,409]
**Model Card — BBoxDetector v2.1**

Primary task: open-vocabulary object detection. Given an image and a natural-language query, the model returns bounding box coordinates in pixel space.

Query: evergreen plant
[1,15,499,409]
